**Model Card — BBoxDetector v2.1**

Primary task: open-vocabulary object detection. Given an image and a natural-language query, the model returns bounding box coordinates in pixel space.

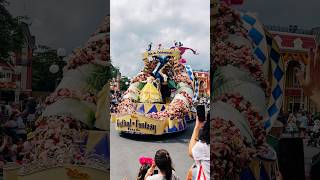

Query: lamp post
[57,48,66,59]
[49,48,66,89]
[14,66,22,103]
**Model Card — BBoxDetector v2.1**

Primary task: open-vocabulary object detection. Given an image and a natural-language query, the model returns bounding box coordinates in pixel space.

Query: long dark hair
[199,112,210,145]
[137,164,151,180]
[155,149,174,180]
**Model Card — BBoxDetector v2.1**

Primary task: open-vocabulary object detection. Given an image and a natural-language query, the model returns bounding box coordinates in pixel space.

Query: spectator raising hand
[297,46,320,107]
[188,114,210,180]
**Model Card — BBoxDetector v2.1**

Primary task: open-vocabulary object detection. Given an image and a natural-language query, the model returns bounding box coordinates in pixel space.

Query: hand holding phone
[153,169,158,175]
[196,105,206,122]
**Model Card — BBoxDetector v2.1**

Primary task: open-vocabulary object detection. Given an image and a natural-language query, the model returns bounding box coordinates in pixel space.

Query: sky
[239,0,320,29]
[6,0,320,76]
[7,0,109,54]
[110,0,210,77]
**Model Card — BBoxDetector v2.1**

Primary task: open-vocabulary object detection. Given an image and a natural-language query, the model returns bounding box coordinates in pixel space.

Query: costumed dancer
[149,42,172,103]
[171,41,199,56]
[140,76,162,103]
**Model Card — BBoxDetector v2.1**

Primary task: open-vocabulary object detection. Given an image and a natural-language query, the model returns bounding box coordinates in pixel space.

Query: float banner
[143,49,180,60]
[115,114,168,135]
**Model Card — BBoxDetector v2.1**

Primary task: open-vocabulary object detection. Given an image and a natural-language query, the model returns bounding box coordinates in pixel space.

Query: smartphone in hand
[153,169,158,175]
[196,105,206,122]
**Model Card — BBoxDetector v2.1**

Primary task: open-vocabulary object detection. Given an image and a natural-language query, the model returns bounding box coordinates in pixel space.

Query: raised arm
[188,116,203,158]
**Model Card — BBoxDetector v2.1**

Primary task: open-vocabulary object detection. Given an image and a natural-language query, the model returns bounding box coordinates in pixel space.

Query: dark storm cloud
[239,0,320,29]
[8,0,109,53]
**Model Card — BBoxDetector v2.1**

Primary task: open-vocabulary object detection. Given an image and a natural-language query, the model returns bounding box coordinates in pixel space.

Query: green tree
[119,76,130,91]
[0,0,24,60]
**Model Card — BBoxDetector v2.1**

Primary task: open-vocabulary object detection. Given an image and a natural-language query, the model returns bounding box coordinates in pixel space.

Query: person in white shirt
[15,115,27,140]
[297,112,308,138]
[4,104,12,117]
[188,113,210,179]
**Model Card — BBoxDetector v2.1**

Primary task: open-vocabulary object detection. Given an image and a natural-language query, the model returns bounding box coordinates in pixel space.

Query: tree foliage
[0,0,24,60]
[119,76,130,91]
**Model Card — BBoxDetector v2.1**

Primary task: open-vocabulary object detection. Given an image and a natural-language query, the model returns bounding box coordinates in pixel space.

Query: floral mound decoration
[213,2,246,41]
[211,1,280,179]
[45,88,97,105]
[213,42,269,94]
[211,117,256,180]
[116,43,196,122]
[65,17,109,70]
[117,98,137,115]
[20,116,88,173]
[16,17,111,176]
[217,93,266,146]
[212,3,269,95]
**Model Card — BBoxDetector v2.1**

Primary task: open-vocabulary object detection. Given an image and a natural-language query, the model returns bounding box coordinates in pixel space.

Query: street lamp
[57,48,66,58]
[49,48,66,88]
[49,64,59,74]
[14,66,22,103]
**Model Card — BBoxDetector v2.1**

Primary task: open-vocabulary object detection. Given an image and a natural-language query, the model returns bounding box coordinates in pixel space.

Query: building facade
[0,22,35,102]
[270,30,318,113]
[194,70,210,97]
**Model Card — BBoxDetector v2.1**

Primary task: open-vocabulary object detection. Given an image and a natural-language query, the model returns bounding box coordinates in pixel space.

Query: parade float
[3,17,111,180]
[113,42,199,135]
[211,0,284,179]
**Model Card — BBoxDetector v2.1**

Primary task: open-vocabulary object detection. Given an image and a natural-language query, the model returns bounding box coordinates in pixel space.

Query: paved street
[110,121,195,180]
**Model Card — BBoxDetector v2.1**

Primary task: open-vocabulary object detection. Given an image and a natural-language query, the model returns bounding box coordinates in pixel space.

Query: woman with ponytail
[188,112,210,179]
[144,149,180,180]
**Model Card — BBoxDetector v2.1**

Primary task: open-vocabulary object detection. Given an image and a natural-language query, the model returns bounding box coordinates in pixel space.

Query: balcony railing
[265,25,313,35]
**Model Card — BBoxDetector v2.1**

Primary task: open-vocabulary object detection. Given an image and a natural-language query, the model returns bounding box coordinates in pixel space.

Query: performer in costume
[151,55,171,82]
[159,64,172,103]
[140,76,162,103]
[170,41,199,56]
[147,42,152,51]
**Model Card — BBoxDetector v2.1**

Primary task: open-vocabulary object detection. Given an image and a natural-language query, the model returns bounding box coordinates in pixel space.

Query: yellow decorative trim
[65,168,90,180]
[282,52,308,64]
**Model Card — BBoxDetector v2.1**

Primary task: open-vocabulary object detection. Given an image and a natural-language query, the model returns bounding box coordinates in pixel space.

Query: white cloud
[111,0,210,77]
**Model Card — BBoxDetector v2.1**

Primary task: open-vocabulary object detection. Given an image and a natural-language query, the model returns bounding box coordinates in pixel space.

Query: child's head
[137,156,153,180]
[137,164,151,180]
